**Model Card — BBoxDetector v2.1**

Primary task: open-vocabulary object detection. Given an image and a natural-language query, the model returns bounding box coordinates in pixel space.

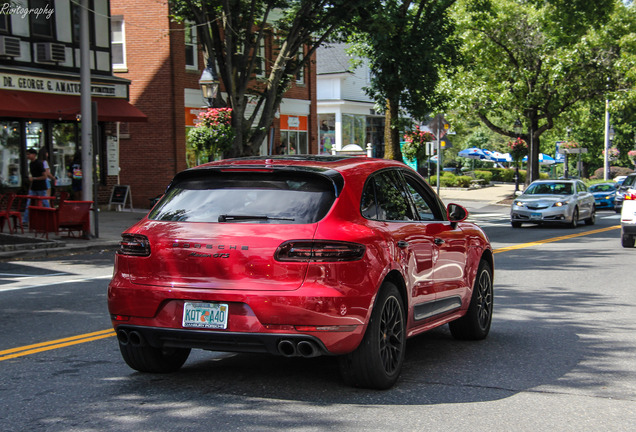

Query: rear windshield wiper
[218,214,296,222]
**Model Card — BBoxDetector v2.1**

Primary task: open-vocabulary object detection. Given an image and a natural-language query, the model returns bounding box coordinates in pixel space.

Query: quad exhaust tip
[277,339,319,358]
[117,329,145,347]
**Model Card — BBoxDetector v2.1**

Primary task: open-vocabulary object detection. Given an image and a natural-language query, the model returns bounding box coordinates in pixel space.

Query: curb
[0,241,119,262]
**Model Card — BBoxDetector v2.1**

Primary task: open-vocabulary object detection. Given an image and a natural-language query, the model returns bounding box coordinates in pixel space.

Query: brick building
[0,0,145,202]
[109,1,318,208]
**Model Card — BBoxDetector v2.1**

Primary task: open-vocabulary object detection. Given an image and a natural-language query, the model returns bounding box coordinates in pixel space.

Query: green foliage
[476,167,526,182]
[170,0,369,156]
[456,175,473,188]
[444,0,635,181]
[430,173,472,187]
[348,0,459,158]
[473,170,493,183]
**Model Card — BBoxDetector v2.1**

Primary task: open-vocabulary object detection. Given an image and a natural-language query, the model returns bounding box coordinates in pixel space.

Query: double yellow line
[0,329,115,362]
[0,224,622,362]
[493,225,620,254]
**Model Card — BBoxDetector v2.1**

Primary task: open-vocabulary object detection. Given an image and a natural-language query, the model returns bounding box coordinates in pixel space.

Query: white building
[316,43,384,157]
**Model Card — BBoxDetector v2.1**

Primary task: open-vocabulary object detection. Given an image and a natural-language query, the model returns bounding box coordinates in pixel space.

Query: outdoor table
[16,195,56,238]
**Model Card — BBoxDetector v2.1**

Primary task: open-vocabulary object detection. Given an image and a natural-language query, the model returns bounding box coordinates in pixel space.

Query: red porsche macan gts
[108,156,494,389]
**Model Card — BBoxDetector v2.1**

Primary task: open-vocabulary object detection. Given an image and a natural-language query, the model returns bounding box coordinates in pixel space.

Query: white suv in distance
[621,188,636,247]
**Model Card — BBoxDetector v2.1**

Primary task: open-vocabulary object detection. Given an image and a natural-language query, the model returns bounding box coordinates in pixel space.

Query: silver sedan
[510,179,596,228]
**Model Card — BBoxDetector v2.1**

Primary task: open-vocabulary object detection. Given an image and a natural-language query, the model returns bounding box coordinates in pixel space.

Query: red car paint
[108,156,493,388]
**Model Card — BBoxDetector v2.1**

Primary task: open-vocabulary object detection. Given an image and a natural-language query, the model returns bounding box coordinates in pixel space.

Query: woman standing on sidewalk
[38,147,56,196]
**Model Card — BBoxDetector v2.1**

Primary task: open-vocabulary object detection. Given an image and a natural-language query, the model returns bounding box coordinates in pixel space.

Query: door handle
[397,240,409,248]
[434,238,445,245]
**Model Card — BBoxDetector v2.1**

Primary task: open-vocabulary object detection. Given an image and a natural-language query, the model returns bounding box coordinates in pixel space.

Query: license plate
[530,213,542,220]
[182,302,228,329]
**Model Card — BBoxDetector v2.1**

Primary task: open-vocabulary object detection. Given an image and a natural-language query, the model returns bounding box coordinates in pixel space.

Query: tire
[119,341,190,373]
[621,234,635,248]
[449,260,493,340]
[570,207,579,228]
[585,207,596,225]
[511,221,522,228]
[339,282,406,390]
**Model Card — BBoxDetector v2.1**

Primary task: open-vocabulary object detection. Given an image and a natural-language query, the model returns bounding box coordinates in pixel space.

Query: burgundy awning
[0,89,147,122]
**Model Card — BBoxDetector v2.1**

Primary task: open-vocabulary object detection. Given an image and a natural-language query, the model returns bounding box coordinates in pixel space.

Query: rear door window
[361,171,414,221]
[148,171,336,224]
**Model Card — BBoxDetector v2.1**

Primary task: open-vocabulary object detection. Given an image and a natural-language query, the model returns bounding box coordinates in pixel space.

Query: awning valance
[0,89,147,122]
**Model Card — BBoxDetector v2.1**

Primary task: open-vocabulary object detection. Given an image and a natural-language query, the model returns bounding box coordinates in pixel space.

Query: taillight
[275,240,365,262]
[625,193,636,201]
[118,234,151,256]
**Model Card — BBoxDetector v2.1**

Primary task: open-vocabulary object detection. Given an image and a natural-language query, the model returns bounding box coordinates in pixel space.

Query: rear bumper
[621,224,636,235]
[108,274,372,355]
[114,325,330,357]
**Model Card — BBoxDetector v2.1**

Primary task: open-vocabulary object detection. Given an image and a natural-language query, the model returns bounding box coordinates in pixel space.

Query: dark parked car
[108,156,494,389]
[614,173,636,213]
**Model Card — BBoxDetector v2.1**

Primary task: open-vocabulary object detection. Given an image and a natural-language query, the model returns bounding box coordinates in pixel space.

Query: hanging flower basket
[508,137,528,162]
[603,147,620,162]
[188,108,235,161]
[402,126,435,162]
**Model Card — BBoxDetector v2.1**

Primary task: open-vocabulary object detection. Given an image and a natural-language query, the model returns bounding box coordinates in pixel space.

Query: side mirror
[447,203,468,222]
[514,190,523,196]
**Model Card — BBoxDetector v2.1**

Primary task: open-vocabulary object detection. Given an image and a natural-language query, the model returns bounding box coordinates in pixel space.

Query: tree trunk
[383,98,402,161]
[529,116,540,183]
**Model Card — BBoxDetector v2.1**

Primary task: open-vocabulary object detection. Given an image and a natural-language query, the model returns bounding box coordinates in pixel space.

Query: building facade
[0,0,145,200]
[316,43,385,158]
[110,1,318,208]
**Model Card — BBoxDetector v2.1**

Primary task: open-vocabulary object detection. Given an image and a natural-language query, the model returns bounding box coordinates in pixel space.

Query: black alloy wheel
[449,260,493,340]
[339,282,406,390]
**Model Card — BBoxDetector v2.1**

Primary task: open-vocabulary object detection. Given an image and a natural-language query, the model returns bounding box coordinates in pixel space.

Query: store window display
[0,122,22,187]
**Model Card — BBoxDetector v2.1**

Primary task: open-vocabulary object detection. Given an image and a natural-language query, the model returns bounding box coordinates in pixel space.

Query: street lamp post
[564,127,571,179]
[513,119,522,193]
[608,126,615,180]
[199,61,219,108]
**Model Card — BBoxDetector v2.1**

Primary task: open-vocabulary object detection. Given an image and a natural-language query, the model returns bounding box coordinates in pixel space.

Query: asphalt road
[0,208,634,431]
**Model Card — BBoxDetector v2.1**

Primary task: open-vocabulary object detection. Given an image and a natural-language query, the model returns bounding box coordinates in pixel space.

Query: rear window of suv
[622,175,636,188]
[148,171,336,224]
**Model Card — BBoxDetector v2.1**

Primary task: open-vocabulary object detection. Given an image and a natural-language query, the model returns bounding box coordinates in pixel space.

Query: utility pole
[80,0,94,236]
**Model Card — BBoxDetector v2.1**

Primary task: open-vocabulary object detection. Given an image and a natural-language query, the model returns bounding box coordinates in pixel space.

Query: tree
[446,0,633,182]
[170,0,368,157]
[348,0,458,161]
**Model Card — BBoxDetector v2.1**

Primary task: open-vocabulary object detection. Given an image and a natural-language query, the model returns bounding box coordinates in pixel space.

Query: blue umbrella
[522,153,557,165]
[458,147,488,159]
[484,150,512,163]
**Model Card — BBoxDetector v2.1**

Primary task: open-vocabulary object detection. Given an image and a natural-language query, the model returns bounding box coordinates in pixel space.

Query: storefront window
[342,114,366,147]
[25,121,45,151]
[51,123,79,187]
[319,114,335,155]
[0,121,22,187]
[279,130,307,155]
[366,116,385,158]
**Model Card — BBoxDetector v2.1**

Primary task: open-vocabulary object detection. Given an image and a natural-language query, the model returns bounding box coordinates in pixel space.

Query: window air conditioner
[0,36,21,57]
[35,42,66,63]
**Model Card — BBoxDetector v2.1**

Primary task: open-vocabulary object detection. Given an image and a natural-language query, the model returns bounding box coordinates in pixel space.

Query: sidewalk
[438,182,515,205]
[0,183,516,261]
[0,209,146,261]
